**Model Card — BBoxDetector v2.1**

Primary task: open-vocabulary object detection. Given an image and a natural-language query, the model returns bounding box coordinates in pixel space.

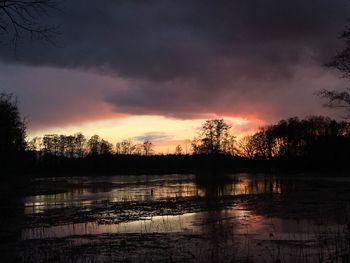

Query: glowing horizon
[27,115,264,154]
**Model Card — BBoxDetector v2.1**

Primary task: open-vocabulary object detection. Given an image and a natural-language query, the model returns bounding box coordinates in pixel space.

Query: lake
[1,173,350,262]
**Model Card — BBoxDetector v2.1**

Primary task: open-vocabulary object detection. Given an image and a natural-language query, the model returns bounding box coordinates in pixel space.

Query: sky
[1,0,350,152]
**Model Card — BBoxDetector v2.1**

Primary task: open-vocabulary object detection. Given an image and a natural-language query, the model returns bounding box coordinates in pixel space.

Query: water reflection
[21,174,286,242]
[17,174,350,262]
[22,207,255,240]
[196,175,283,198]
[24,173,284,214]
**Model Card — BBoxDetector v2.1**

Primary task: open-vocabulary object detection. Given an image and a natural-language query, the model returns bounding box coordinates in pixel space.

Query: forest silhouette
[1,92,349,176]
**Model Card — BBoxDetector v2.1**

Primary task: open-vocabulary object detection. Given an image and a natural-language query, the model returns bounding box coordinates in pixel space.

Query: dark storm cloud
[1,0,350,124]
[2,0,348,78]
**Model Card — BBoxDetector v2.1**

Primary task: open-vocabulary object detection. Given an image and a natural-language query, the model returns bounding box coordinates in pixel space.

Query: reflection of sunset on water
[24,174,282,215]
[17,173,350,262]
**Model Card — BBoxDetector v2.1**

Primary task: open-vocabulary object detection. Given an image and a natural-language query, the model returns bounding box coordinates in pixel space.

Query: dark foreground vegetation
[1,92,350,176]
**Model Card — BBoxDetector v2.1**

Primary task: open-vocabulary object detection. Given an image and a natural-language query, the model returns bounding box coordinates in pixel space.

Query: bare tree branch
[317,88,350,118]
[0,0,59,49]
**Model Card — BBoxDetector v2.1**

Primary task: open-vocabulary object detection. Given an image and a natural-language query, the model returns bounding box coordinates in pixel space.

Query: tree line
[24,116,350,162]
[238,116,350,162]
[1,90,350,175]
[25,119,238,158]
[27,134,155,158]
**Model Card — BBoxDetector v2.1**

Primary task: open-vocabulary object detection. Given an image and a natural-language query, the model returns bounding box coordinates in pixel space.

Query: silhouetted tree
[192,119,236,155]
[116,139,136,155]
[241,116,350,162]
[318,88,350,118]
[0,0,59,47]
[99,139,113,155]
[142,140,153,156]
[74,133,86,157]
[238,135,255,159]
[115,141,122,154]
[318,26,350,118]
[27,136,44,160]
[87,135,113,155]
[31,133,87,158]
[327,28,350,78]
[42,134,59,156]
[175,145,183,155]
[115,139,154,155]
[27,136,42,152]
[87,135,100,155]
[134,143,143,155]
[249,129,272,159]
[0,93,26,162]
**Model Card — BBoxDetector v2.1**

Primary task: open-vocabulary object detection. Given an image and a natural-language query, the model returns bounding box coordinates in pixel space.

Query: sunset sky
[1,0,350,152]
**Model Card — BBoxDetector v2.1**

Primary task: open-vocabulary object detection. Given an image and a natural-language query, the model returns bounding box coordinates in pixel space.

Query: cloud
[0,63,127,130]
[1,0,350,127]
[1,0,347,79]
[133,132,173,143]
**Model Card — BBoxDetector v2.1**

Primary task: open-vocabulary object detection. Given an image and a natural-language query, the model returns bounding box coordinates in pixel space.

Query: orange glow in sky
[28,115,264,154]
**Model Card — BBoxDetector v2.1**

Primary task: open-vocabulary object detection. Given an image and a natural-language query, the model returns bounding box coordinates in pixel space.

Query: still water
[23,174,282,214]
[7,173,350,262]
